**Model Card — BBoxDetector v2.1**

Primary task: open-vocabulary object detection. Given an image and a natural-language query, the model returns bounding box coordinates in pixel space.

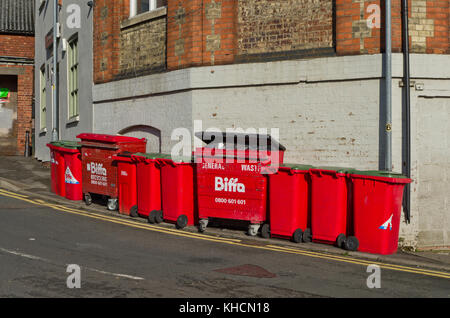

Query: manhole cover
[214,264,276,278]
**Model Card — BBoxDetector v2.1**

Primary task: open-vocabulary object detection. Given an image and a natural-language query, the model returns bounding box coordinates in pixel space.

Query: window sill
[39,127,47,135]
[67,116,79,125]
[121,6,167,30]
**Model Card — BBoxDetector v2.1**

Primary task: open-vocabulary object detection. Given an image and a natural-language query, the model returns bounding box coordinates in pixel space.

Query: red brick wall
[0,33,34,155]
[336,0,450,55]
[167,0,237,70]
[0,34,34,59]
[93,0,129,84]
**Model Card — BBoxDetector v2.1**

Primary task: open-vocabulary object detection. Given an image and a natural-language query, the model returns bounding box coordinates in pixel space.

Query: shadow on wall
[118,125,161,153]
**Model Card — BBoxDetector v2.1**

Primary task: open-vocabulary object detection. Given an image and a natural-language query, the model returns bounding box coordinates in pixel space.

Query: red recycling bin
[268,164,313,242]
[47,142,66,197]
[59,141,82,201]
[131,153,169,222]
[194,131,286,236]
[350,171,412,255]
[309,167,357,250]
[159,156,195,229]
[77,133,146,211]
[112,152,138,216]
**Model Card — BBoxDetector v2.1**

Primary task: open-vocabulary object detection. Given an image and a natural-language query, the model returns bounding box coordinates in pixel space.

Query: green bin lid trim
[134,152,171,160]
[281,163,314,171]
[314,166,356,173]
[350,170,408,178]
[57,140,81,149]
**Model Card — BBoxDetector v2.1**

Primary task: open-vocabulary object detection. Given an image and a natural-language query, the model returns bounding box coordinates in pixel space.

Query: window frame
[129,0,167,19]
[39,65,47,131]
[67,35,79,121]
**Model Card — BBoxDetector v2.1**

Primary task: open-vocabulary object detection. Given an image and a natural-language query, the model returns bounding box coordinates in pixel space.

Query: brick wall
[167,0,237,70]
[0,34,34,58]
[119,14,167,78]
[0,33,34,155]
[94,0,450,84]
[93,0,129,84]
[336,0,450,55]
[237,0,335,62]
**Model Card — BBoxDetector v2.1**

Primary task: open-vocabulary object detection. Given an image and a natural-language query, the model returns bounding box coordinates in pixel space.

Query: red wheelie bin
[268,164,313,242]
[47,142,66,197]
[309,166,357,250]
[112,152,138,216]
[349,170,412,255]
[77,133,146,211]
[131,153,170,222]
[59,141,83,201]
[159,156,195,229]
[194,131,286,236]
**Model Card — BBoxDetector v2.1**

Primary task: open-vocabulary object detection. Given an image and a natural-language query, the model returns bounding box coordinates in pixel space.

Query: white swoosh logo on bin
[379,214,393,231]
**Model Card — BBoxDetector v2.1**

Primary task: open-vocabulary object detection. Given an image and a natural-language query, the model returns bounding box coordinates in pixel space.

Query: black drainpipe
[401,0,411,223]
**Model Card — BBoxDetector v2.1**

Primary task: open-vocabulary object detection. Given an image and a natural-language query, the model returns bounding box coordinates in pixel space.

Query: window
[40,66,47,130]
[129,0,167,18]
[68,37,79,120]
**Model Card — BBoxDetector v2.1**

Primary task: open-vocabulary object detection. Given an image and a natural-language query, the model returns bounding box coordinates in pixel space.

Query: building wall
[34,0,93,161]
[0,32,34,156]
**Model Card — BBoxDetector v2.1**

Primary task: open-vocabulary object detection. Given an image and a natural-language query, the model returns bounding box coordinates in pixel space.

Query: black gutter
[401,0,411,223]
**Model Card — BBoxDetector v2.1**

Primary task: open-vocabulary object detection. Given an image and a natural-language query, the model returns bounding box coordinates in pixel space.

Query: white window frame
[129,0,166,18]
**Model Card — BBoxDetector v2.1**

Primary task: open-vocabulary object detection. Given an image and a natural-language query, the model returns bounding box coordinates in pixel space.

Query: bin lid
[57,140,80,149]
[281,163,314,171]
[76,133,146,144]
[195,131,286,151]
[313,166,356,173]
[350,170,409,179]
[133,152,171,160]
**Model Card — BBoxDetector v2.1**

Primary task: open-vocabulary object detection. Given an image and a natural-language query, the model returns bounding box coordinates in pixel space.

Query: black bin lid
[195,131,286,151]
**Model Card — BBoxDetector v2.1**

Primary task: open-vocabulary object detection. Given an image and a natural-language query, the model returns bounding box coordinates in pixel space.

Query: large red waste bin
[112,152,138,216]
[59,141,82,201]
[47,142,66,197]
[77,133,146,211]
[349,170,412,255]
[309,166,357,249]
[159,156,195,229]
[268,164,313,242]
[131,153,170,222]
[194,131,285,236]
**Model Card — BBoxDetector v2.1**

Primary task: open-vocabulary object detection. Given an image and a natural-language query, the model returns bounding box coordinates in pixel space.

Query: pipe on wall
[384,0,393,171]
[401,0,411,223]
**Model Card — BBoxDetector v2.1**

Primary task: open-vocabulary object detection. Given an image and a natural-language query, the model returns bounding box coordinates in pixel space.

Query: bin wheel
[148,210,158,224]
[155,210,164,224]
[130,205,138,218]
[107,198,118,211]
[248,224,260,237]
[336,234,347,248]
[302,228,312,243]
[198,219,208,233]
[176,215,188,229]
[260,223,270,239]
[344,236,359,251]
[292,229,303,243]
[84,193,92,206]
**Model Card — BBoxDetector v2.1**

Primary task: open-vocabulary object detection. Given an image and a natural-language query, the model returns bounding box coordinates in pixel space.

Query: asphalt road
[0,191,449,299]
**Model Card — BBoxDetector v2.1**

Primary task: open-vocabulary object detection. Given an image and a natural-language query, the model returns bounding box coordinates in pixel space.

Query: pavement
[0,155,450,274]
